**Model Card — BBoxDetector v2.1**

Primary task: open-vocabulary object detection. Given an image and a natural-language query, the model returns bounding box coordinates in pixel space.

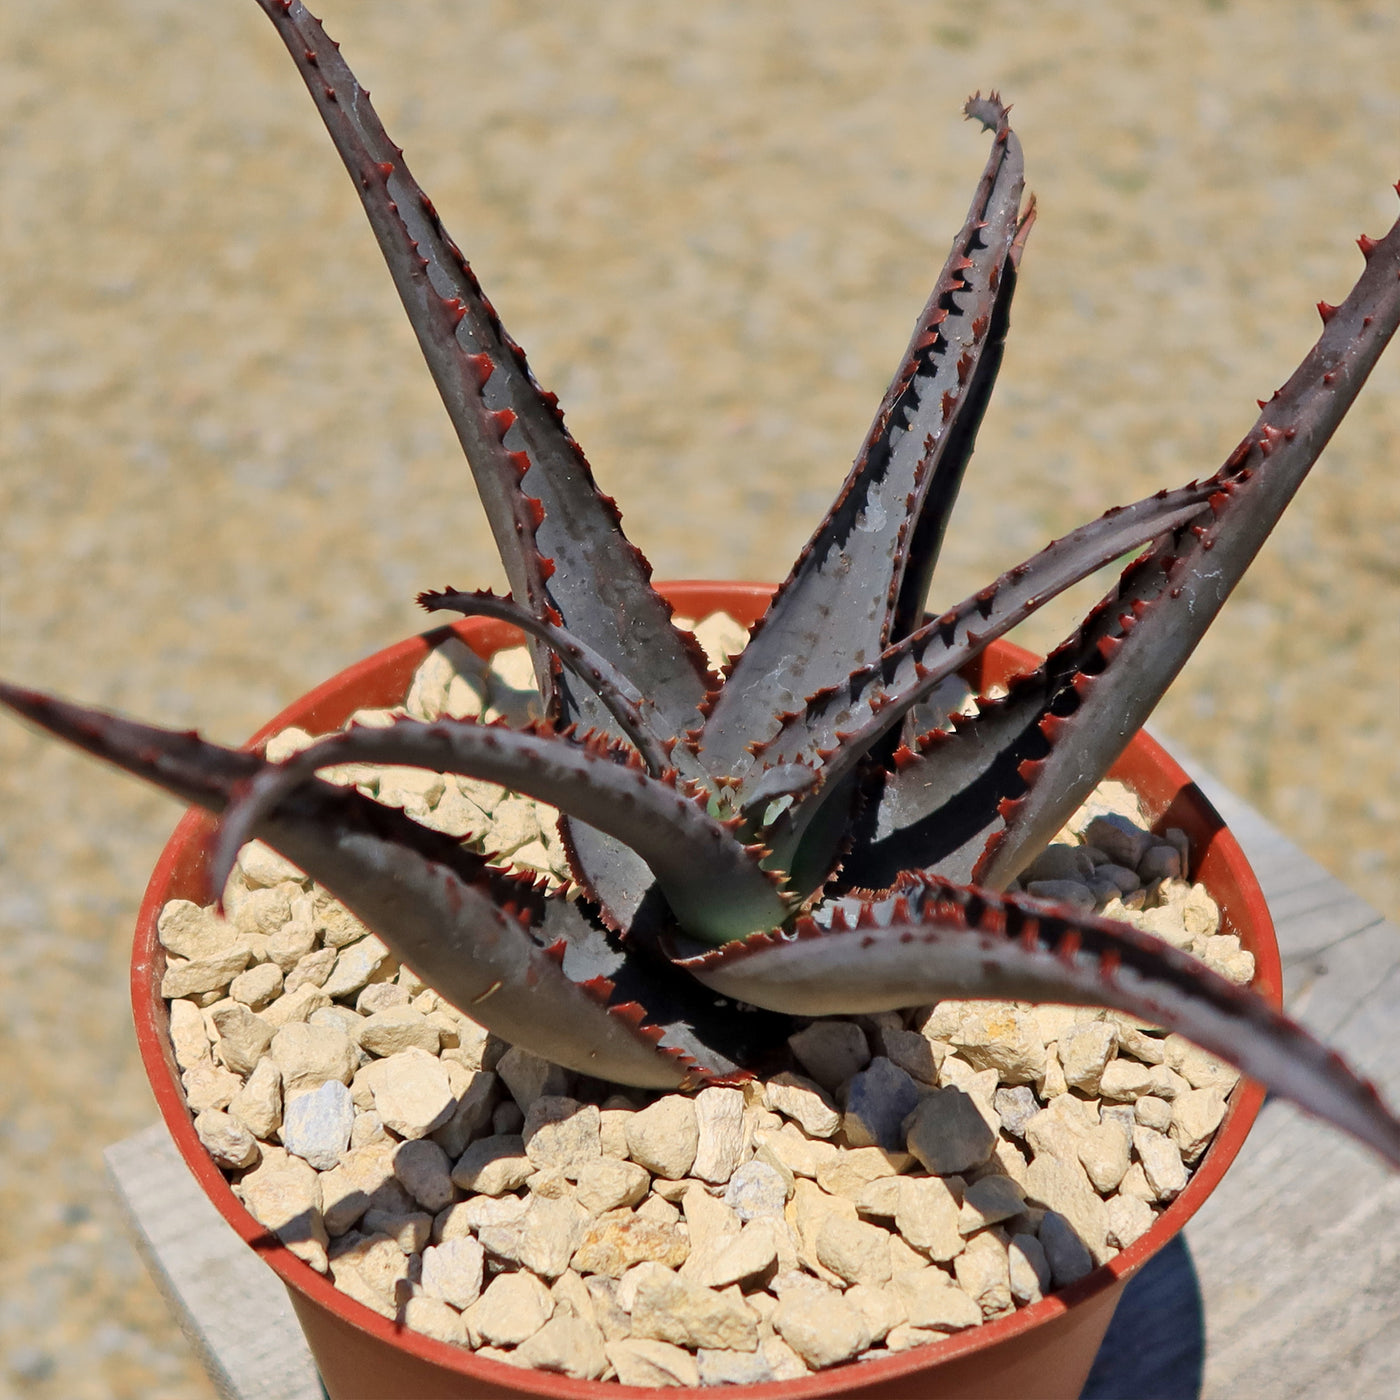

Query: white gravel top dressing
[159,615,1250,1384]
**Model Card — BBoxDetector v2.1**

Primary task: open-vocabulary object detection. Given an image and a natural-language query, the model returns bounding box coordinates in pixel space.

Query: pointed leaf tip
[963,91,1010,133]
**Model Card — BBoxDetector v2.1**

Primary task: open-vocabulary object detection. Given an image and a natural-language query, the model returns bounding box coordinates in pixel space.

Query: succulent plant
[3,0,1398,1169]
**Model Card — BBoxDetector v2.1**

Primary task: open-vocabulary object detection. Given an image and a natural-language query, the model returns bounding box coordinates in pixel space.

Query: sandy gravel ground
[1,2,1395,1396]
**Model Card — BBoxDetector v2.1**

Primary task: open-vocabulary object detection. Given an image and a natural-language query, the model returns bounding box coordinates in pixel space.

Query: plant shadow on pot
[131,582,1271,1400]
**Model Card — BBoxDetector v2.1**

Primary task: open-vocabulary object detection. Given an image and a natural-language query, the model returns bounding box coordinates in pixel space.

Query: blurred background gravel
[1,2,1395,1395]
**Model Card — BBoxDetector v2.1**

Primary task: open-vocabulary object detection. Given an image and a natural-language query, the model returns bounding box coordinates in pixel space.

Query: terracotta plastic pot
[132,580,1279,1399]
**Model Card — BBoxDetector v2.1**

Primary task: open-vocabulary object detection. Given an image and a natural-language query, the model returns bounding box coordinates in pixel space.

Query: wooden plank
[105,764,1399,1400]
[103,1122,326,1400]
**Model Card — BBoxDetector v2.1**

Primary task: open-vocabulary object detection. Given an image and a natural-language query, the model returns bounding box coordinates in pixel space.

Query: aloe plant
[3,0,1398,1170]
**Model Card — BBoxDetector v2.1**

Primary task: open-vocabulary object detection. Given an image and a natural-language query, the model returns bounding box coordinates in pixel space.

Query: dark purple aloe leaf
[417,588,679,775]
[251,0,718,933]
[696,93,1028,781]
[208,717,793,945]
[0,680,788,1085]
[670,874,1400,1168]
[846,210,1400,892]
[748,478,1222,882]
[251,3,713,741]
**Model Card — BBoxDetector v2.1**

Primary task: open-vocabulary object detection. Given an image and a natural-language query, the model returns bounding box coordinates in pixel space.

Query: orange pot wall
[131,581,1277,1400]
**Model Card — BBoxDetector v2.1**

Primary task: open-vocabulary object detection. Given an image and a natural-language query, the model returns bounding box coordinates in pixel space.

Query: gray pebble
[724,1161,789,1222]
[842,1057,920,1151]
[281,1079,355,1171]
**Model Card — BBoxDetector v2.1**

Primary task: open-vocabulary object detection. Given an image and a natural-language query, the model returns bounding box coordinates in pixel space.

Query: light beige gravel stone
[605,1338,701,1389]
[1008,1232,1051,1304]
[227,1055,282,1140]
[229,960,285,1010]
[684,1218,782,1290]
[1077,1120,1133,1194]
[497,1045,572,1110]
[815,1214,893,1286]
[895,1174,966,1263]
[322,934,393,1000]
[391,1137,454,1212]
[891,1270,983,1332]
[355,1004,440,1057]
[1057,1019,1120,1094]
[574,1157,651,1215]
[261,982,332,1028]
[631,1271,759,1351]
[524,1096,602,1177]
[269,1020,358,1094]
[158,900,242,961]
[1107,1192,1158,1249]
[238,1149,328,1273]
[265,917,317,972]
[691,1085,749,1183]
[181,1059,244,1113]
[194,1108,260,1169]
[954,1229,1013,1317]
[1132,1125,1190,1201]
[755,1120,839,1180]
[1098,1057,1156,1101]
[465,1271,555,1347]
[516,1312,609,1380]
[624,1094,699,1179]
[209,1002,275,1076]
[1164,1036,1240,1093]
[772,1288,873,1369]
[161,948,251,999]
[1170,1085,1229,1161]
[168,997,211,1071]
[1024,1154,1110,1264]
[361,1209,430,1254]
[764,1072,841,1138]
[571,1210,690,1277]
[419,1236,485,1310]
[364,1047,455,1138]
[402,1296,466,1346]
[951,1003,1047,1084]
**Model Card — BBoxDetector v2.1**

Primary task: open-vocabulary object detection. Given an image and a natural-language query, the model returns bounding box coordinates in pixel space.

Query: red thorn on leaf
[1322,372,1336,386]
[465,352,494,389]
[1317,300,1339,325]
[1358,233,1379,260]
[578,975,616,1005]
[1055,928,1082,967]
[609,1002,650,1031]
[490,408,518,439]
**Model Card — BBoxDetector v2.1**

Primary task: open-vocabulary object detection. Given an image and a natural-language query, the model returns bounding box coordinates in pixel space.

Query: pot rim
[131,579,1277,1398]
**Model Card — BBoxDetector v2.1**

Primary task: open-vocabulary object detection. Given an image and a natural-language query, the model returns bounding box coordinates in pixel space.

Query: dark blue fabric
[1080,1234,1205,1399]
